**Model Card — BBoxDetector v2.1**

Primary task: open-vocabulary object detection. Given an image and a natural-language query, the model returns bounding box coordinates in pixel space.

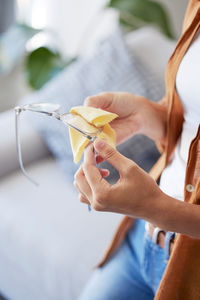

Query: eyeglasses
[14,102,101,185]
[15,102,102,212]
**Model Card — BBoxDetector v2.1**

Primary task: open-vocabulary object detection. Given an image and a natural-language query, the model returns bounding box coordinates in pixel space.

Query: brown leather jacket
[98,1,200,299]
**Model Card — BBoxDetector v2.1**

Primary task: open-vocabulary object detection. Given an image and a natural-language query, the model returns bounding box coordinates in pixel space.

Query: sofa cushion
[0,157,121,300]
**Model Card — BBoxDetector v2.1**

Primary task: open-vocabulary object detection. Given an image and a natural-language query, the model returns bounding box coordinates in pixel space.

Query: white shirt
[159,29,200,201]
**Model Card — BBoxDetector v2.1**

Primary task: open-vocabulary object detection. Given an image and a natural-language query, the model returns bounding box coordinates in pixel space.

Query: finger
[74,181,91,204]
[83,150,108,177]
[74,165,84,181]
[99,168,110,178]
[73,180,82,194]
[74,169,92,200]
[83,143,95,164]
[79,193,90,205]
[83,145,109,190]
[96,155,105,164]
[84,92,113,109]
[84,147,104,164]
[94,138,133,172]
[84,145,105,166]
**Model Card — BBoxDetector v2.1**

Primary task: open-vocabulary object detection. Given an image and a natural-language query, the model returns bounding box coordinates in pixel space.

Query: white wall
[31,0,189,56]
[159,0,189,38]
[33,0,118,57]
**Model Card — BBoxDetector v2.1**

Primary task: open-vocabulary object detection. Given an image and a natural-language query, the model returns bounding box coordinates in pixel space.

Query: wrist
[141,190,200,239]
[141,188,168,226]
[143,191,181,233]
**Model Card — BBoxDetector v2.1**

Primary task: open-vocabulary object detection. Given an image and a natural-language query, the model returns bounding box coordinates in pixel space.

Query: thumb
[94,138,132,172]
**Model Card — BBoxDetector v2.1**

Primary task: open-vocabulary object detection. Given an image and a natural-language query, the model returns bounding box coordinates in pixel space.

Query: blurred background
[0,0,188,112]
[0,1,189,300]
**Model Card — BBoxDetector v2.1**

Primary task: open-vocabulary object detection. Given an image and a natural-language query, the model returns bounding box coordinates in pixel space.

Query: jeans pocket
[141,233,168,293]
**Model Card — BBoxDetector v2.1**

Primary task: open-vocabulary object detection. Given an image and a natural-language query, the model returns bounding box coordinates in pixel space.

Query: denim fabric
[79,220,171,300]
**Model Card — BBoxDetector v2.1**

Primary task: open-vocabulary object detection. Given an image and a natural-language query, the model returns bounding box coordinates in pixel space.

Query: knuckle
[92,188,108,211]
[124,163,137,176]
[74,172,79,181]
[92,201,102,211]
[74,166,83,181]
[104,147,117,161]
[94,193,101,204]
[79,194,86,203]
[84,92,113,109]
[93,193,103,211]
[84,96,97,106]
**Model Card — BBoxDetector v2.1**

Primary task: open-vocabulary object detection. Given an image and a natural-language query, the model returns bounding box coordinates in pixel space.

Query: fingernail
[95,139,105,151]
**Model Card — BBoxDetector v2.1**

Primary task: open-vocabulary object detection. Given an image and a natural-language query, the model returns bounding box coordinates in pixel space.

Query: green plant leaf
[119,15,139,31]
[107,0,175,39]
[25,47,76,90]
[0,23,41,74]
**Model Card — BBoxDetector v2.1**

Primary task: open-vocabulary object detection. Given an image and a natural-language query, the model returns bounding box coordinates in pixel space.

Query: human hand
[84,92,167,145]
[74,138,163,218]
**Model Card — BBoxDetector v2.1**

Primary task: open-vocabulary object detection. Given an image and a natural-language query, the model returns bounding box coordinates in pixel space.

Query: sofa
[0,27,176,300]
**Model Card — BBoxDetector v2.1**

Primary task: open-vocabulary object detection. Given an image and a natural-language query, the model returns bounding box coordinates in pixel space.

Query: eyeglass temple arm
[15,107,39,186]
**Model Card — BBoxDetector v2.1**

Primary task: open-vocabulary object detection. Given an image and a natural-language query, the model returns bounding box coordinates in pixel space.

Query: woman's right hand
[84,92,167,145]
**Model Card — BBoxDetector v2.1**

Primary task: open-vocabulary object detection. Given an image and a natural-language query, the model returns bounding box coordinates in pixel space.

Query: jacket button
[186,184,194,192]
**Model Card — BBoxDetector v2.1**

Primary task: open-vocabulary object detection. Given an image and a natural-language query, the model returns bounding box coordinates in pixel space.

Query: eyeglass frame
[14,103,100,211]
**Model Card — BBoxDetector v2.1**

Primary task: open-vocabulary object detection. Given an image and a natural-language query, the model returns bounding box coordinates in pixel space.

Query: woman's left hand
[74,138,163,219]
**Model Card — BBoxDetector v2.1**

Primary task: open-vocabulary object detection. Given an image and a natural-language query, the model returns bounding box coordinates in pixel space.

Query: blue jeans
[79,219,172,300]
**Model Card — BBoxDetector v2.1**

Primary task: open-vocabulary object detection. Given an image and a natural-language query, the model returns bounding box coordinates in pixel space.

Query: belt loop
[152,227,163,244]
[164,232,176,260]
